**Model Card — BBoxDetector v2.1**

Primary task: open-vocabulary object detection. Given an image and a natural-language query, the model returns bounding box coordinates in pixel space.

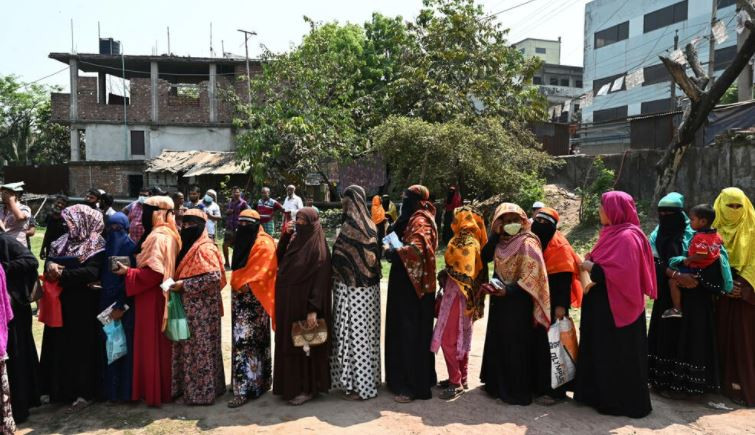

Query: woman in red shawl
[273,207,332,406]
[479,203,551,406]
[574,191,656,418]
[384,185,438,403]
[169,209,226,405]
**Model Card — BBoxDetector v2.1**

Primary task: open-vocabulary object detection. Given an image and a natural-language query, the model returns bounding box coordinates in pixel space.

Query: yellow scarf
[713,187,755,287]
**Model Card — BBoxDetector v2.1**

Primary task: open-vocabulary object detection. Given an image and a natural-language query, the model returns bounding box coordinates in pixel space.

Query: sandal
[439,385,465,401]
[288,394,313,406]
[342,391,364,401]
[66,397,90,414]
[437,379,469,390]
[393,394,413,403]
[227,396,249,408]
[535,395,559,406]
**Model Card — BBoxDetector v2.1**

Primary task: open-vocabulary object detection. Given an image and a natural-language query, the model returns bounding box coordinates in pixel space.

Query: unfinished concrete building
[49,51,257,196]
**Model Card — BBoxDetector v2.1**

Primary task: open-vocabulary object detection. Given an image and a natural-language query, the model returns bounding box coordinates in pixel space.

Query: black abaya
[385,258,436,399]
[574,264,652,418]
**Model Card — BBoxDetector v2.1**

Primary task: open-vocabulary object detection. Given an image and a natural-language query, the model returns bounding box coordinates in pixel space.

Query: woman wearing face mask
[478,203,551,406]
[713,187,755,406]
[169,209,226,405]
[384,185,438,403]
[574,191,656,418]
[40,196,69,260]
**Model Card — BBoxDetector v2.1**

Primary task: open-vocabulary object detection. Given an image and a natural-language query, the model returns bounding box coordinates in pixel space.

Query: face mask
[138,196,147,204]
[503,222,522,236]
[52,206,62,214]
[203,195,213,204]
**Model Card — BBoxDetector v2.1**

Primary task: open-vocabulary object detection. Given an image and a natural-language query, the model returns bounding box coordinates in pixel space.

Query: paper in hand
[160,278,175,292]
[382,232,403,250]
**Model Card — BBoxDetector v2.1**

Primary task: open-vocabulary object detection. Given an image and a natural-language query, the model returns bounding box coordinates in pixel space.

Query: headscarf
[383,195,398,222]
[105,212,135,261]
[50,204,106,262]
[445,186,462,212]
[532,207,583,308]
[0,266,14,358]
[444,206,487,320]
[713,187,755,287]
[231,209,277,325]
[648,192,695,261]
[587,191,656,327]
[277,207,330,288]
[174,209,226,290]
[396,185,438,298]
[136,196,181,283]
[332,186,380,287]
[176,209,207,267]
[492,203,551,328]
[371,195,386,225]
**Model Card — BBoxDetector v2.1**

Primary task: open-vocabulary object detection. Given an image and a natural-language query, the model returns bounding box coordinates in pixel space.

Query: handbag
[548,318,578,389]
[291,319,327,356]
[30,276,44,303]
[165,292,191,342]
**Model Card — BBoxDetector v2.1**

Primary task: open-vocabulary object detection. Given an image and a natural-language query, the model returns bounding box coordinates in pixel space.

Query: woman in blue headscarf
[100,212,137,402]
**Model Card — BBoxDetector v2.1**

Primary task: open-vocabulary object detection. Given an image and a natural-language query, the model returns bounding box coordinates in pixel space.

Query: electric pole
[671,30,679,111]
[708,0,717,82]
[737,0,754,101]
[237,29,257,103]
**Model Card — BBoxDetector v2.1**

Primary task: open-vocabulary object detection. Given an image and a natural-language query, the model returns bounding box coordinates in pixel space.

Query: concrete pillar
[97,72,107,104]
[737,28,753,102]
[69,58,78,121]
[208,63,217,123]
[70,128,80,162]
[150,61,159,123]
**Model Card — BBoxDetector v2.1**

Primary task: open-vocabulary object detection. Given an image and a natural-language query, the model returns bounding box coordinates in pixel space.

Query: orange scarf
[543,231,583,308]
[371,195,386,225]
[175,231,227,289]
[444,208,487,319]
[230,230,278,329]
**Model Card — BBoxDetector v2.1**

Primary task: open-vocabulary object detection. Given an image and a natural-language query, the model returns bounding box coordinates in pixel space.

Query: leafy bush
[577,157,615,224]
[318,207,343,231]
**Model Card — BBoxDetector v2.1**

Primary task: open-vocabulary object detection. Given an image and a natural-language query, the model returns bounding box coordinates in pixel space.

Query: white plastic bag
[548,318,577,389]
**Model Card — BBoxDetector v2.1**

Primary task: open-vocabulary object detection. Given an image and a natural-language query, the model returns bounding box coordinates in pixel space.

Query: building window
[641,98,672,114]
[594,21,629,49]
[536,47,547,54]
[519,48,525,54]
[643,63,671,86]
[550,77,559,86]
[644,1,688,33]
[714,45,737,71]
[576,79,583,88]
[130,130,145,156]
[717,0,736,9]
[533,76,543,85]
[593,72,626,95]
[593,105,628,123]
[77,129,86,161]
[560,78,570,87]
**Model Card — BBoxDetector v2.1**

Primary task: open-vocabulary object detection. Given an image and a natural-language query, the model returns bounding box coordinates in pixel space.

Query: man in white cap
[530,201,545,223]
[0,182,32,247]
[201,189,222,240]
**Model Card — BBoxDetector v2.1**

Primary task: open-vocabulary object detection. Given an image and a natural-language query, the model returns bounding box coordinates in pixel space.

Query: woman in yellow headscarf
[713,187,755,406]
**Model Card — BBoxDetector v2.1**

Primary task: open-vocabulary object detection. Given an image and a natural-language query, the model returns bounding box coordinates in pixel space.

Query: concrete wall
[513,39,561,64]
[69,161,145,197]
[583,0,737,122]
[548,132,754,206]
[81,124,234,161]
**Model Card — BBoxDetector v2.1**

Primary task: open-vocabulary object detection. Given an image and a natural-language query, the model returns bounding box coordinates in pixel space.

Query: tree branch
[659,55,702,101]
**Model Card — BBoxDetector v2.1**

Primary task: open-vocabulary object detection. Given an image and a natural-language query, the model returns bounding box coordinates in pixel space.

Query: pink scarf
[0,265,14,359]
[587,191,656,327]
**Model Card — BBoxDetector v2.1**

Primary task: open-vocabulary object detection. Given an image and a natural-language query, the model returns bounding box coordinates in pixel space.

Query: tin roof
[145,150,247,177]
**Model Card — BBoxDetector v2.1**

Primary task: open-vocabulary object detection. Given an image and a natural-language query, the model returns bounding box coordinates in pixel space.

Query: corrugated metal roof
[145,150,247,177]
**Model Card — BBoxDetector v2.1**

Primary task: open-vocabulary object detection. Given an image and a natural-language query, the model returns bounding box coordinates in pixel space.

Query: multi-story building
[49,42,255,196]
[583,0,739,124]
[513,37,563,64]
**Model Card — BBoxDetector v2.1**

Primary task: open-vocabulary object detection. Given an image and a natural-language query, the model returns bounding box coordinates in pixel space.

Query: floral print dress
[231,289,272,399]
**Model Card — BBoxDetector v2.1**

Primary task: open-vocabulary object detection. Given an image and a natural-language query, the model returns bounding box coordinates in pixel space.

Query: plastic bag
[548,318,578,389]
[165,291,191,342]
[104,320,128,364]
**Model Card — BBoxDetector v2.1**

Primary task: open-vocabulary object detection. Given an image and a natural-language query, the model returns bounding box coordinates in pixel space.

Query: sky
[1,0,589,91]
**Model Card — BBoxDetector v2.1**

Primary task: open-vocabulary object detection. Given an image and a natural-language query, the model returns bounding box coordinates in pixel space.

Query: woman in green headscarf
[647,192,731,398]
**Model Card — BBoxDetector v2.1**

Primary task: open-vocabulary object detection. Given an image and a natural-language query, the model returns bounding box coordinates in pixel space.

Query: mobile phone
[490,277,504,290]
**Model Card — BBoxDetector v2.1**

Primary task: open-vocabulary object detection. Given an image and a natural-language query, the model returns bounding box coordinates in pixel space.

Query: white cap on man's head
[1,182,24,192]
[532,201,545,209]
[206,189,217,200]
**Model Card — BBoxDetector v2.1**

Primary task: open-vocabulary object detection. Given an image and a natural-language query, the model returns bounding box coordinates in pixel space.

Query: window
[643,63,671,86]
[641,98,672,114]
[77,129,86,161]
[593,72,626,94]
[519,48,525,54]
[717,0,736,9]
[550,77,559,86]
[533,76,543,85]
[536,47,547,54]
[714,45,737,71]
[594,21,629,49]
[560,78,570,87]
[576,79,583,88]
[130,130,145,156]
[593,105,628,123]
[644,1,687,33]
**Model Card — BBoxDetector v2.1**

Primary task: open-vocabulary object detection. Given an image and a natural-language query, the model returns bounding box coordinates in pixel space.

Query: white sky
[1,0,588,91]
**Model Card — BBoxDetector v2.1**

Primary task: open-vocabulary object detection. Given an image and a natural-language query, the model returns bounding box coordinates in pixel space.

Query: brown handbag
[291,319,327,356]
[29,277,44,303]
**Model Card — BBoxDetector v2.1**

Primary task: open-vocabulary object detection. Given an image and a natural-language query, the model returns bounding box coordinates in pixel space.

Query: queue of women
[0,184,751,433]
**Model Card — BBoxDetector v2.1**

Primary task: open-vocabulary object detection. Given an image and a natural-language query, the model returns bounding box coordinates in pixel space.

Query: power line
[485,0,540,18]
[20,66,69,87]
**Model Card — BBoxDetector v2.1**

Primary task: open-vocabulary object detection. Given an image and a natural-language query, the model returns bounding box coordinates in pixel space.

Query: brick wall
[69,161,145,197]
[50,93,69,121]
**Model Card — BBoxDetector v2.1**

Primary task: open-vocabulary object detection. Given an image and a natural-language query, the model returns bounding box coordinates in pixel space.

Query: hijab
[136,196,181,283]
[648,192,694,261]
[135,202,157,254]
[713,187,755,286]
[332,185,380,287]
[532,207,583,308]
[587,191,656,327]
[395,185,438,297]
[444,207,487,320]
[371,195,386,225]
[176,211,207,268]
[174,209,226,289]
[277,207,329,287]
[50,204,106,263]
[231,209,261,271]
[105,212,135,259]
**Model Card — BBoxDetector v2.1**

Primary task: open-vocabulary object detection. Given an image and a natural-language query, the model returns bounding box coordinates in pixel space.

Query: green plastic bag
[165,291,190,342]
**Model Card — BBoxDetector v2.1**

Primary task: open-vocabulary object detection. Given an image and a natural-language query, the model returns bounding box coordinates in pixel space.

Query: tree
[0,75,69,165]
[653,1,755,203]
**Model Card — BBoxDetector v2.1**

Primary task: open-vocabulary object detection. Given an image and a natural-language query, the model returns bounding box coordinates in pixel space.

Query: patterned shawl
[332,185,381,287]
[444,207,487,320]
[51,204,106,262]
[175,209,226,289]
[397,185,438,298]
[713,187,755,287]
[492,203,551,328]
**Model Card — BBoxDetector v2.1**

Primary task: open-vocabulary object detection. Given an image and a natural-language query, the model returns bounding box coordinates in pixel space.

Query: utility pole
[708,0,718,82]
[737,0,754,101]
[670,30,679,111]
[237,29,257,103]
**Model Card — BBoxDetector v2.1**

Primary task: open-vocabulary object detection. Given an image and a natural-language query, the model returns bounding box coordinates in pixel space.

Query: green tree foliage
[0,75,69,165]
[577,157,615,224]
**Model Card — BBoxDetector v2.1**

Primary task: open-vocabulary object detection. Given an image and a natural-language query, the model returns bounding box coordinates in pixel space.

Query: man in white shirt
[0,182,32,248]
[281,185,304,229]
[201,189,222,240]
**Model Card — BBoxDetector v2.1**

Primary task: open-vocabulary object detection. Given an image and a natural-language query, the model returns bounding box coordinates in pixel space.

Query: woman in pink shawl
[573,191,656,418]
[0,266,16,434]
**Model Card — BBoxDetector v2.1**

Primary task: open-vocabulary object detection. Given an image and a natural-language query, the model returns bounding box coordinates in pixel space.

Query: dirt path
[19,278,754,435]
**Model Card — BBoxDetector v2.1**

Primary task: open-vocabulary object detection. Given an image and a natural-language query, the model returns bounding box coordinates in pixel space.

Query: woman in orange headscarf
[431,207,487,400]
[114,195,180,407]
[169,209,226,405]
[228,209,277,408]
[371,195,387,254]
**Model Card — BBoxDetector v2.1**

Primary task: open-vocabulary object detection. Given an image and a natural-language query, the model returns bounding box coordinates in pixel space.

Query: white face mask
[503,222,522,236]
[138,196,147,204]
